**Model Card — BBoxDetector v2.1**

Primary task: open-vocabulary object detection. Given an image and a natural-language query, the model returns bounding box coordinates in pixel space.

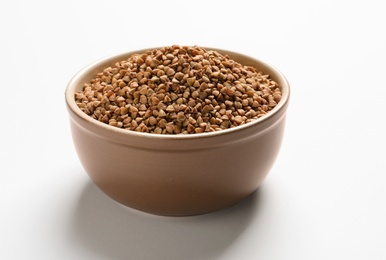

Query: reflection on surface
[69,181,263,260]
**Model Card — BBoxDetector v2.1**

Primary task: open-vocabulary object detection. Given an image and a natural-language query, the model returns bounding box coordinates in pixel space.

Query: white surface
[1,0,385,259]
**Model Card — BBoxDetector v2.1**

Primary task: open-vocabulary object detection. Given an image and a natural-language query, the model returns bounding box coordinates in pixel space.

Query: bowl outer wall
[65,47,290,216]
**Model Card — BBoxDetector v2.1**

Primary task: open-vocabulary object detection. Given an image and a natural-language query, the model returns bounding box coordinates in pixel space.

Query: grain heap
[75,45,282,134]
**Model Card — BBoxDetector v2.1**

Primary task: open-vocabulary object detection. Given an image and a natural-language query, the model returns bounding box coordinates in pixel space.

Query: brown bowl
[65,47,290,216]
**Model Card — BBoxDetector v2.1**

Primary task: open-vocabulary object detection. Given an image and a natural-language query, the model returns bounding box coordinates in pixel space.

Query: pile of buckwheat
[75,45,282,134]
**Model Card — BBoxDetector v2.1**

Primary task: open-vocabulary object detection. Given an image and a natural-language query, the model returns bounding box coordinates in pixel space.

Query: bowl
[65,47,290,216]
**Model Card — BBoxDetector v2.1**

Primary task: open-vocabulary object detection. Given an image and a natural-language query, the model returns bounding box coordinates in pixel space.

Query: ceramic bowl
[65,47,290,216]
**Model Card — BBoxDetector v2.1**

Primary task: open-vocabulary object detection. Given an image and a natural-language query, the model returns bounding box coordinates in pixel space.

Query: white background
[1,0,385,259]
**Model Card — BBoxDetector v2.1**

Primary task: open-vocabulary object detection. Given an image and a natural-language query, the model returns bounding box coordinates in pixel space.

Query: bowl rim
[65,46,290,140]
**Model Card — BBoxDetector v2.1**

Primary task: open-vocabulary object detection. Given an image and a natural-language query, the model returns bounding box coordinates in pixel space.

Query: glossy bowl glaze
[65,47,290,216]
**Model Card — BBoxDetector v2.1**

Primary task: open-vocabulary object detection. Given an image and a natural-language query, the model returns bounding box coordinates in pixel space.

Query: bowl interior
[65,46,290,140]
